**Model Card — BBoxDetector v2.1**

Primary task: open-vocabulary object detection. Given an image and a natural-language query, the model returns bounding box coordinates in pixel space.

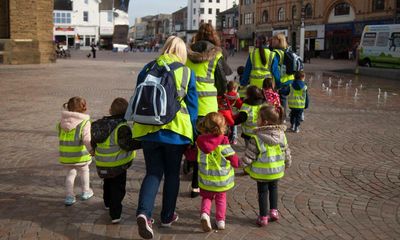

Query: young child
[283,71,309,133]
[196,112,239,232]
[91,97,141,224]
[58,97,94,206]
[224,81,243,144]
[262,77,281,108]
[236,66,246,99]
[234,86,265,146]
[242,104,292,227]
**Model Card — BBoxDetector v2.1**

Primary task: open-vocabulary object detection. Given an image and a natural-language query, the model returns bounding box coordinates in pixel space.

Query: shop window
[292,5,297,20]
[262,10,268,23]
[304,3,312,19]
[372,0,385,11]
[334,3,350,16]
[278,8,285,21]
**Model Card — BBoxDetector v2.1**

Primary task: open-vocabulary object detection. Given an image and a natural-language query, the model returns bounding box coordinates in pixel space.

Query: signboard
[272,29,288,37]
[315,39,324,51]
[305,31,317,38]
[55,26,74,32]
[100,26,114,35]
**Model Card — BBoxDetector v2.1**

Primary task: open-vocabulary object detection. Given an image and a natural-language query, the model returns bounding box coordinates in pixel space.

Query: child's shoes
[269,209,279,221]
[256,216,269,227]
[80,190,94,201]
[200,213,212,232]
[64,195,76,206]
[216,220,225,230]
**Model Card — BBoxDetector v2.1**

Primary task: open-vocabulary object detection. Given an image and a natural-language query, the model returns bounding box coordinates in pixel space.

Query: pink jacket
[59,111,93,154]
[196,134,239,168]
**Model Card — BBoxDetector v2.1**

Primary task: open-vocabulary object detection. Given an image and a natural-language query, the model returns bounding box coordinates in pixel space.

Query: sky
[128,0,188,25]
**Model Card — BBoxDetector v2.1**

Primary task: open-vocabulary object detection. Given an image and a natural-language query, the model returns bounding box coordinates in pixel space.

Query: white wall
[187,0,236,30]
[100,10,114,36]
[72,0,100,45]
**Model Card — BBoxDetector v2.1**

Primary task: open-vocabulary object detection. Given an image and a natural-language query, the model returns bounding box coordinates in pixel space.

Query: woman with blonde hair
[133,36,198,239]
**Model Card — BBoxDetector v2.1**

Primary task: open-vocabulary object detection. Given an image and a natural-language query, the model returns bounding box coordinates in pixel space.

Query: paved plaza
[0,51,399,240]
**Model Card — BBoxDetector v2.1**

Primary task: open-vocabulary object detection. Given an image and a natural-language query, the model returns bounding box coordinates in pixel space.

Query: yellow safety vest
[238,85,247,99]
[133,54,193,142]
[58,119,92,164]
[288,85,307,109]
[249,48,275,88]
[198,144,235,192]
[95,122,136,168]
[186,52,223,117]
[245,135,286,181]
[274,49,294,86]
[239,103,262,137]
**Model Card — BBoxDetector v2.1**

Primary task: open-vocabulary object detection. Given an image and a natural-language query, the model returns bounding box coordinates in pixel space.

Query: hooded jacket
[196,134,239,168]
[187,40,230,96]
[281,79,309,109]
[59,110,93,156]
[242,125,291,169]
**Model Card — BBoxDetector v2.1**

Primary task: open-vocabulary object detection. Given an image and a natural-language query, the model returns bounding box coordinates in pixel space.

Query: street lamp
[299,0,305,60]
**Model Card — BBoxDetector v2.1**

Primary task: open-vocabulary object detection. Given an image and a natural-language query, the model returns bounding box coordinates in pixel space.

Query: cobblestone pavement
[0,51,399,240]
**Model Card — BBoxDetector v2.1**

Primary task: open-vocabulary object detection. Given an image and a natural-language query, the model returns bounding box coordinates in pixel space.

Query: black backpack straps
[168,62,184,71]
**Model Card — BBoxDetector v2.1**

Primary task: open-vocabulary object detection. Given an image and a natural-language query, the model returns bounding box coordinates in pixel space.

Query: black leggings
[257,181,278,217]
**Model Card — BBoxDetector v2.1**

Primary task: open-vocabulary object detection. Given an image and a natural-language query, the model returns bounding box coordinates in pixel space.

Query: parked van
[358,24,400,68]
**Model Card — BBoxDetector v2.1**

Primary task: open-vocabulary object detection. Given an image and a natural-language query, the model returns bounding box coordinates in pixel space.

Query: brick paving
[0,51,399,240]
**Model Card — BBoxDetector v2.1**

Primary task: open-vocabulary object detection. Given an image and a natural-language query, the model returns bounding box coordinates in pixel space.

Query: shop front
[305,25,325,57]
[54,26,75,49]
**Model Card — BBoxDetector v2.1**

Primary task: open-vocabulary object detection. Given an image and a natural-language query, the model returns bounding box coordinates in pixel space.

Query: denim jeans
[136,141,186,223]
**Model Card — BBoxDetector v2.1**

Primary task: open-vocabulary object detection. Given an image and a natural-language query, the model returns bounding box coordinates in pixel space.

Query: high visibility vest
[274,49,294,86]
[95,122,136,168]
[133,54,193,142]
[239,103,262,137]
[58,119,92,164]
[249,48,275,88]
[288,85,307,109]
[238,85,247,99]
[245,135,286,181]
[186,52,223,117]
[197,144,235,192]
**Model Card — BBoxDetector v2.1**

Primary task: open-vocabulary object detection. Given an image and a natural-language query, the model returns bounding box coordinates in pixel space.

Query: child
[284,71,309,133]
[242,104,292,227]
[196,112,239,232]
[236,66,246,99]
[262,77,281,108]
[58,97,94,206]
[234,86,265,145]
[224,81,243,144]
[91,97,141,224]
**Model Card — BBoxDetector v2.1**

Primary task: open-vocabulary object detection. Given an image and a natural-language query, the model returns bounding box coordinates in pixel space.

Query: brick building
[172,7,188,41]
[216,5,239,50]
[0,0,55,64]
[238,0,256,50]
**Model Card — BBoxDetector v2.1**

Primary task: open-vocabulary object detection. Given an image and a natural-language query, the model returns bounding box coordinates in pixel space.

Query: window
[209,8,212,14]
[209,0,212,2]
[83,11,89,22]
[208,19,212,24]
[304,3,312,19]
[334,3,350,16]
[84,0,88,4]
[362,32,376,46]
[244,13,252,24]
[200,8,204,14]
[193,8,196,15]
[240,14,243,25]
[53,11,71,24]
[261,10,268,23]
[292,5,297,20]
[376,32,389,47]
[194,0,196,2]
[216,9,220,14]
[200,0,204,2]
[217,0,220,3]
[278,8,285,21]
[244,0,251,4]
[193,19,196,26]
[107,11,112,22]
[201,19,205,24]
[373,0,385,11]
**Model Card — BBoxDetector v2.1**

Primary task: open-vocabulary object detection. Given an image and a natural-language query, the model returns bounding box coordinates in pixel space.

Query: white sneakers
[200,213,226,231]
[200,213,212,232]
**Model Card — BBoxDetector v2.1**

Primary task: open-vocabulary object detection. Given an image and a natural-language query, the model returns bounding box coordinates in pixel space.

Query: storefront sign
[100,26,114,35]
[223,28,236,35]
[55,26,74,32]
[305,31,317,38]
[272,29,288,37]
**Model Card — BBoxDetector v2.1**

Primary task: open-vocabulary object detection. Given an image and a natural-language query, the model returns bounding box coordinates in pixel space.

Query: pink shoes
[257,209,279,227]
[269,209,279,222]
[256,216,269,227]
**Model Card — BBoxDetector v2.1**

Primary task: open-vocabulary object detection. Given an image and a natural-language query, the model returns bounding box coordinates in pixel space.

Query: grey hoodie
[242,125,292,169]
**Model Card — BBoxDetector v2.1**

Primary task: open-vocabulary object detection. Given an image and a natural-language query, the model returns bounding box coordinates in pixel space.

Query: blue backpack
[277,48,304,75]
[126,60,184,125]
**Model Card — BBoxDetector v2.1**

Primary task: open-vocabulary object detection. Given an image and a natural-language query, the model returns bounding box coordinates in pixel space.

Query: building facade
[0,0,54,64]
[238,0,256,50]
[216,5,239,49]
[172,7,188,41]
[254,0,397,58]
[53,0,101,49]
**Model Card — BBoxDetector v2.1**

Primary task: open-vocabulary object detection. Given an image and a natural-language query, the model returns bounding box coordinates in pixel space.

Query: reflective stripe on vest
[239,103,262,137]
[58,119,91,164]
[95,122,136,168]
[249,48,275,88]
[198,144,235,192]
[186,52,222,116]
[245,135,286,181]
[288,85,307,109]
[275,49,294,85]
[133,54,194,142]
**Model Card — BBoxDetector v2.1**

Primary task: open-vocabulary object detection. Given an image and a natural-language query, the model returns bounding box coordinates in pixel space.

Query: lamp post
[299,0,305,60]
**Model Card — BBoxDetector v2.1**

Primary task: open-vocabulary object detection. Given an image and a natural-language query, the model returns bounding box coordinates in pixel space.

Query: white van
[358,24,400,68]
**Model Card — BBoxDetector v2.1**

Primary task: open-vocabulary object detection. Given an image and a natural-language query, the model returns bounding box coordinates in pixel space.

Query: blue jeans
[136,141,186,223]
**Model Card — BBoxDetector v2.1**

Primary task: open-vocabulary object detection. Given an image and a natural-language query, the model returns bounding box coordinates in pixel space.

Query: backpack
[278,48,304,75]
[91,117,124,143]
[126,60,184,125]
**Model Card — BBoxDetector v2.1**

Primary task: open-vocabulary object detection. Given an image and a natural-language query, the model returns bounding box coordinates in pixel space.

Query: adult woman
[241,35,280,89]
[133,36,198,239]
[270,33,295,118]
[186,23,229,198]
